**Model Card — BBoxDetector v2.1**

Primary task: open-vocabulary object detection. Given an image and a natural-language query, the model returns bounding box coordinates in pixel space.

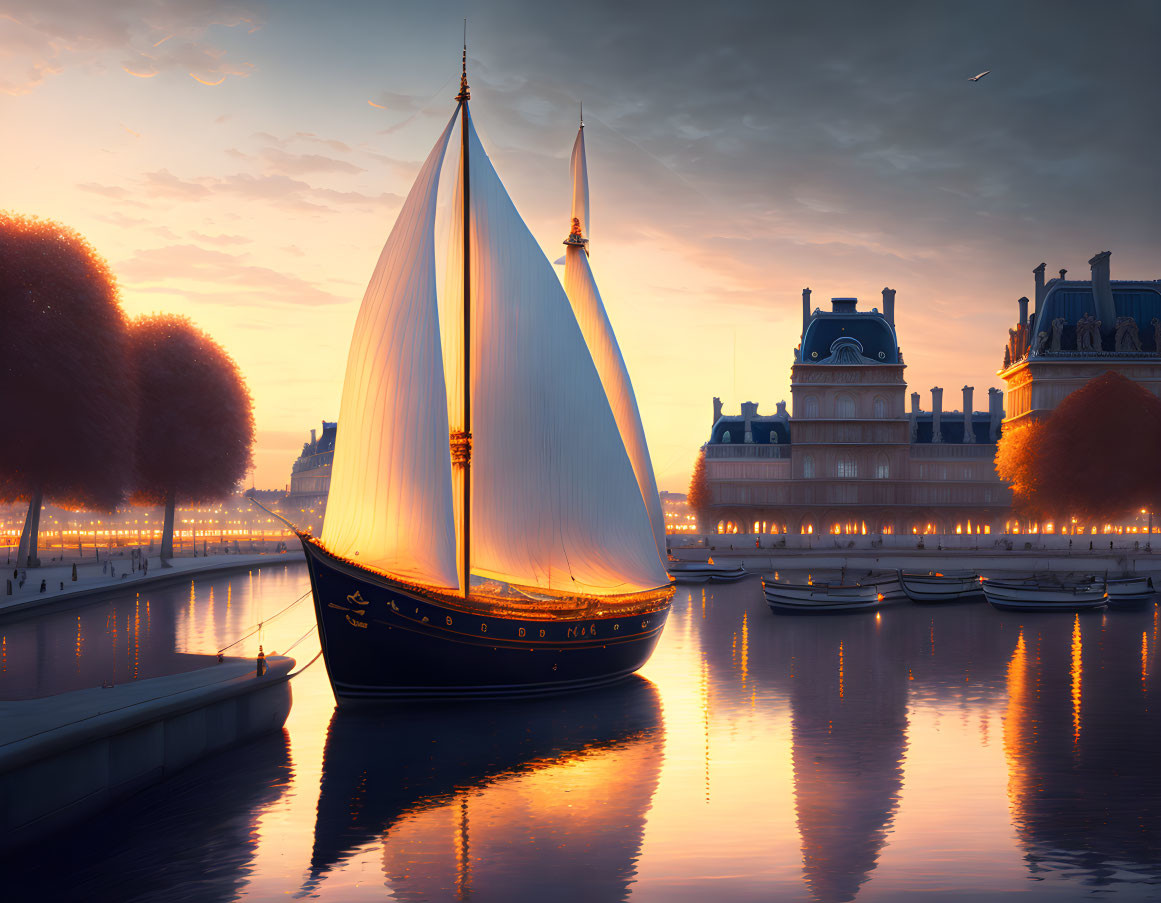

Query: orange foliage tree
[0,213,136,566]
[128,315,254,561]
[688,446,710,529]
[996,371,1161,523]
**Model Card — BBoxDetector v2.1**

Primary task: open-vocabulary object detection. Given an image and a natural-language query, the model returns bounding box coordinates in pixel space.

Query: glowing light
[1071,615,1083,745]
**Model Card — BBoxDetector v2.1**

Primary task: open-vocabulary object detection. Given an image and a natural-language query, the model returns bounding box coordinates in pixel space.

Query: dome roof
[800,299,899,364]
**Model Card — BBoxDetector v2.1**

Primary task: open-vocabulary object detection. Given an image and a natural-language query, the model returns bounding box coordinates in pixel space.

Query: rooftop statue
[1077,313,1103,353]
[1032,330,1049,356]
[1115,316,1142,353]
[1153,317,1161,353]
[1050,317,1066,353]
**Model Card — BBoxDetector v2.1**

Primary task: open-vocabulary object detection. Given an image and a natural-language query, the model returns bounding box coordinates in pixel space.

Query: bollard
[256,645,267,677]
[39,579,46,593]
[71,562,77,581]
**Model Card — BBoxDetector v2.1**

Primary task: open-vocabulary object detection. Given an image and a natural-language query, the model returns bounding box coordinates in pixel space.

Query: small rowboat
[982,578,1107,612]
[1105,575,1155,606]
[667,561,747,584]
[899,570,983,603]
[762,577,883,614]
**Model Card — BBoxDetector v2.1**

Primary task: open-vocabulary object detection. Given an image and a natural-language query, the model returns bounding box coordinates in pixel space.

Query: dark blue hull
[300,538,672,703]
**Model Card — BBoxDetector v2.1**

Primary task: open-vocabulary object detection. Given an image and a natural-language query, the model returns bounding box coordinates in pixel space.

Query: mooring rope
[287,649,323,678]
[216,588,311,655]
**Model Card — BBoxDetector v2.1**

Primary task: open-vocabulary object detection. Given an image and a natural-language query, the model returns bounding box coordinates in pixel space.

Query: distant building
[659,491,698,534]
[999,252,1161,425]
[702,289,1010,535]
[287,421,336,513]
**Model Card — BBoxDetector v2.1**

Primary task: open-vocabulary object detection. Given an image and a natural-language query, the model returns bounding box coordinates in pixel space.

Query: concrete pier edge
[0,655,295,851]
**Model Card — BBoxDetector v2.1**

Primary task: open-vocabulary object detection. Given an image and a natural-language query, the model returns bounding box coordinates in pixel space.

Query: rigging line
[216,588,311,654]
[283,623,318,655]
[287,650,323,679]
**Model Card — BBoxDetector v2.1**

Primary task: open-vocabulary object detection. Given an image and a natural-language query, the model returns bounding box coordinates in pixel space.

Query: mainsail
[460,114,668,595]
[562,124,668,565]
[321,111,460,589]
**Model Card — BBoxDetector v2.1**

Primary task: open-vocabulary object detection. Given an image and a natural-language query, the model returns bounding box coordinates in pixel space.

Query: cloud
[0,0,262,94]
[117,243,347,307]
[80,168,401,215]
[189,231,253,246]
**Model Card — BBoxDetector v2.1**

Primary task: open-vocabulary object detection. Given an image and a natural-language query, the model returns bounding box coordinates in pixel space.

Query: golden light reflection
[1143,631,1149,693]
[1003,629,1030,815]
[838,641,844,700]
[1070,614,1082,745]
[740,610,749,688]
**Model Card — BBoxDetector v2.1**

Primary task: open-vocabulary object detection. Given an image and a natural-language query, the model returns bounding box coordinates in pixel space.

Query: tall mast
[455,37,472,598]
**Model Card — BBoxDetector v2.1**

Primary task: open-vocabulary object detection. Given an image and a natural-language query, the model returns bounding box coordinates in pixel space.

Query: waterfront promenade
[1,549,305,620]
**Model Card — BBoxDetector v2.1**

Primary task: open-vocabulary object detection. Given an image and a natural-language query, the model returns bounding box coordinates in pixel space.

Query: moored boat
[1105,575,1155,606]
[299,54,673,703]
[762,576,883,614]
[667,560,748,584]
[982,578,1107,612]
[899,570,983,603]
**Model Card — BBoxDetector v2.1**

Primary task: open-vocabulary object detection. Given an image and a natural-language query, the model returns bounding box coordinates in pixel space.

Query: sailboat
[298,53,674,703]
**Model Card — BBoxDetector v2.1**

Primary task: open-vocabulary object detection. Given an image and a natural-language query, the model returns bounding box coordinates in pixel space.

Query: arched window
[873,396,888,419]
[802,396,819,418]
[836,456,858,478]
[802,454,815,478]
[876,454,890,479]
[836,395,856,418]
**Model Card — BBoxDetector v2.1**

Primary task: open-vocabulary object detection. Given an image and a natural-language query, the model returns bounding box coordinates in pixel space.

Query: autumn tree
[995,371,1161,522]
[688,446,710,529]
[0,213,136,566]
[128,315,254,562]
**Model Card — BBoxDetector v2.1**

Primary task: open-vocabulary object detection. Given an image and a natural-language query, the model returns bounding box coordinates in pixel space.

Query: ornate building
[287,421,337,511]
[703,290,1010,535]
[999,251,1161,425]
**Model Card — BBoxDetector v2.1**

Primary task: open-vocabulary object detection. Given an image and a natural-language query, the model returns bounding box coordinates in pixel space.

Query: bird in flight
[969,70,991,82]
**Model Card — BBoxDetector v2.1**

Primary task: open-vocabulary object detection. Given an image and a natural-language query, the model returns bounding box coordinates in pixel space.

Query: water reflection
[4,730,293,902]
[305,676,663,901]
[1003,607,1161,887]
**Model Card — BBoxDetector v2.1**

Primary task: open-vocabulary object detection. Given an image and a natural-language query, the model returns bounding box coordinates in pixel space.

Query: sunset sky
[2,0,1157,491]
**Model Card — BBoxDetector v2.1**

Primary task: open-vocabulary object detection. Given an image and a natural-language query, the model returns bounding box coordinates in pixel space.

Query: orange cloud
[122,65,157,79]
[189,73,227,86]
[368,100,386,109]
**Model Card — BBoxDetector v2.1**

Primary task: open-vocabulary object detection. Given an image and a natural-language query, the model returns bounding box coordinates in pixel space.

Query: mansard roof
[799,302,900,364]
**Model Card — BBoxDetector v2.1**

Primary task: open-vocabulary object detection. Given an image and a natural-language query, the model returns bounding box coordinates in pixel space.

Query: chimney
[310,428,317,446]
[1088,251,1116,336]
[988,387,1004,442]
[910,391,921,415]
[1017,296,1029,328]
[802,288,812,337]
[1033,262,1046,322]
[962,386,974,443]
[909,391,921,441]
[741,401,758,443]
[830,297,858,313]
[931,387,943,443]
[1059,268,1067,280]
[712,396,723,426]
[882,287,896,326]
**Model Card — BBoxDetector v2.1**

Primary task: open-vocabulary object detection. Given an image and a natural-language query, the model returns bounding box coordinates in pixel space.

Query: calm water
[4,563,1161,901]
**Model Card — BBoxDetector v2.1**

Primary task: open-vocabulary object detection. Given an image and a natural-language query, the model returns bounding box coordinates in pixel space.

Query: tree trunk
[160,489,176,566]
[16,487,44,568]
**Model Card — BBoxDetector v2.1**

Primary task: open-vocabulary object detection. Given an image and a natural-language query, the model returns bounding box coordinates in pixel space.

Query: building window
[876,455,890,479]
[722,430,731,443]
[836,395,856,418]
[803,454,815,478]
[802,396,819,419]
[873,396,887,419]
[836,456,857,478]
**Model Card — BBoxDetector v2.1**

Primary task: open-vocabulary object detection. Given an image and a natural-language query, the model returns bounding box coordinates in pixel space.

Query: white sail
[563,126,668,565]
[461,113,668,595]
[321,110,460,589]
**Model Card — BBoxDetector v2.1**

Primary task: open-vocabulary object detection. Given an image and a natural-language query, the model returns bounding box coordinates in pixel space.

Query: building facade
[703,290,1010,535]
[287,421,337,511]
[999,251,1161,425]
